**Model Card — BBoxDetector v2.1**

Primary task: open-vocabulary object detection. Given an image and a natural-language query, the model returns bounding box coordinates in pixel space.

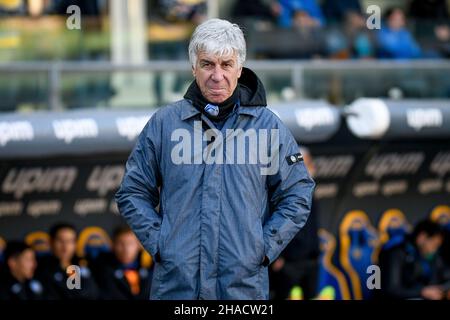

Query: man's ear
[192,65,196,78]
[237,66,243,78]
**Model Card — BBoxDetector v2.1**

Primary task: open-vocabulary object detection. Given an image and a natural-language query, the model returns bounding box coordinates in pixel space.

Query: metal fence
[1,60,450,111]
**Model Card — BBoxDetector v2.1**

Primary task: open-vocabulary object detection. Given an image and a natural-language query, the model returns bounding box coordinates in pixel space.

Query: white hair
[188,18,246,68]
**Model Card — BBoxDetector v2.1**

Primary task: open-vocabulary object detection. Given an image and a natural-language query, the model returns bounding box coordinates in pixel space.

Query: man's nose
[211,66,224,81]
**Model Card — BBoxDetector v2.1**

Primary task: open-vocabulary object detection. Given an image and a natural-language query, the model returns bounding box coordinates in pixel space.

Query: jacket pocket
[256,221,266,267]
[156,219,166,262]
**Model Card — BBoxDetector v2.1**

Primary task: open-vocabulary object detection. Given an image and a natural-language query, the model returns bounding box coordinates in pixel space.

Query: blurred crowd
[0,0,450,301]
[232,0,450,59]
[0,149,449,300]
[0,224,154,300]
[0,216,449,300]
[269,150,450,300]
[269,217,450,300]
[1,0,450,60]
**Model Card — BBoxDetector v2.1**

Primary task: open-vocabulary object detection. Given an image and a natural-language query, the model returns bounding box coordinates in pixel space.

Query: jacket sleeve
[263,122,315,264]
[115,115,162,257]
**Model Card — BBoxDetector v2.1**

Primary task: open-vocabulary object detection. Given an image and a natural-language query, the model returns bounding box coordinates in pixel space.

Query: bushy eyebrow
[199,59,212,64]
[199,59,234,65]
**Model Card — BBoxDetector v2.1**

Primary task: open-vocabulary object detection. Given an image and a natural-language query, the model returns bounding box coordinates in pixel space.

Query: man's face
[193,51,242,104]
[416,233,443,258]
[52,228,76,262]
[113,232,141,265]
[8,249,36,281]
[388,9,405,30]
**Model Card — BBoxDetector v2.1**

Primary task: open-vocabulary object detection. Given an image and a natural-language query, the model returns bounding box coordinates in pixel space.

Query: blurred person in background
[345,10,375,59]
[440,223,450,269]
[0,0,26,15]
[409,0,449,23]
[378,219,450,300]
[322,0,363,25]
[92,226,153,300]
[276,0,325,29]
[269,147,320,300]
[159,0,206,25]
[0,241,46,300]
[376,7,422,59]
[231,0,279,24]
[35,223,99,300]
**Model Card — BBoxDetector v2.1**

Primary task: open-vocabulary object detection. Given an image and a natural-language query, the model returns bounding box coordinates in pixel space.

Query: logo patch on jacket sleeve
[286,153,303,165]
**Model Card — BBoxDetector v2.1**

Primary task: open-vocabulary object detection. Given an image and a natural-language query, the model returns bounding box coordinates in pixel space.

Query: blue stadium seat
[378,209,410,252]
[25,231,51,257]
[140,249,154,269]
[430,205,450,229]
[339,210,379,300]
[317,228,351,300]
[76,226,111,260]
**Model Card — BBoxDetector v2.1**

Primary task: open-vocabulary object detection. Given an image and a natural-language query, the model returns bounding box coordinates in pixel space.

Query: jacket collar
[180,102,201,121]
[181,100,259,121]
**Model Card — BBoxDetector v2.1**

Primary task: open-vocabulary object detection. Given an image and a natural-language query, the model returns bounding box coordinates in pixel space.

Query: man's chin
[207,95,228,104]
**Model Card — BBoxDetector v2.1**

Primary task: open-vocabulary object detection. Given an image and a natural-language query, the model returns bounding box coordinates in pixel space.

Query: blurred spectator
[0,0,107,17]
[46,0,102,16]
[408,0,450,58]
[269,147,320,300]
[345,11,375,59]
[0,0,26,15]
[35,223,99,299]
[159,0,206,24]
[92,226,153,300]
[376,7,422,59]
[441,223,450,267]
[26,0,47,16]
[378,219,450,300]
[276,0,325,29]
[0,241,46,300]
[322,0,363,25]
[429,25,450,58]
[325,8,375,59]
[231,0,279,23]
[0,237,5,267]
[409,0,449,22]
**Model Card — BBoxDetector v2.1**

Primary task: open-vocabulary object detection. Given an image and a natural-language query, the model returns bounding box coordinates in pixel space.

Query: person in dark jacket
[115,18,315,300]
[376,7,422,59]
[35,223,99,300]
[0,241,46,300]
[322,0,363,24]
[269,147,320,299]
[378,219,450,300]
[92,226,153,300]
[409,0,450,58]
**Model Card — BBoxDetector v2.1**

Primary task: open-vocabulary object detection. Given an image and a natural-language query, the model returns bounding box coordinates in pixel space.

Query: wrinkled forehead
[195,48,239,64]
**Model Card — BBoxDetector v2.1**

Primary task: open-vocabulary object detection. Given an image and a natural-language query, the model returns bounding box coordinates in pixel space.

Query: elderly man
[115,18,315,300]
